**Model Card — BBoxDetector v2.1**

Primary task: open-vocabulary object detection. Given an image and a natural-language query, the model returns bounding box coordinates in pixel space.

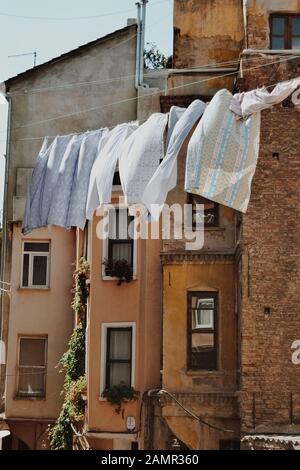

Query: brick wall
[239,54,300,433]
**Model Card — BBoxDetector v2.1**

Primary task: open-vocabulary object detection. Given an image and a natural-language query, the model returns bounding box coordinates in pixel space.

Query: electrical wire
[158,389,235,433]
[0,0,167,21]
[6,54,280,97]
[11,53,300,132]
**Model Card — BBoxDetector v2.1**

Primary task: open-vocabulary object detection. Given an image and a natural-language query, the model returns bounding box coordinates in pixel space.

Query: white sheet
[142,100,206,220]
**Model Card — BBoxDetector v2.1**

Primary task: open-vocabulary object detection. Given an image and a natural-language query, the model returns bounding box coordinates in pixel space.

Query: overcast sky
[0,0,173,215]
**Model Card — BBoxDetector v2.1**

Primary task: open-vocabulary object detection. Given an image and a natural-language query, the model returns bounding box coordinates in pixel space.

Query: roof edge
[4,23,137,89]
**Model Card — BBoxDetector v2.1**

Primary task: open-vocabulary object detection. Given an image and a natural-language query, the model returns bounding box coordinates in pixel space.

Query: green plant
[65,375,87,422]
[144,42,171,69]
[49,258,89,450]
[71,257,89,322]
[102,382,140,414]
[60,321,86,387]
[48,402,73,451]
[103,258,133,286]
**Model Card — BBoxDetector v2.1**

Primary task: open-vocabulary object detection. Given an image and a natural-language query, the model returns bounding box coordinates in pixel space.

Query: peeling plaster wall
[174,0,244,68]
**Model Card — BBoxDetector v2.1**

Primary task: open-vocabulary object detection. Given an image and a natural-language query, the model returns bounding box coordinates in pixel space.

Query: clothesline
[7,54,270,97]
[12,53,300,132]
[23,75,300,236]
[7,50,300,98]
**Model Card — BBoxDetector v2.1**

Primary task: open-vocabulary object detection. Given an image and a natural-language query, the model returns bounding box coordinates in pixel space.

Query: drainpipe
[139,0,149,88]
[135,2,141,89]
[0,90,12,407]
[135,1,148,88]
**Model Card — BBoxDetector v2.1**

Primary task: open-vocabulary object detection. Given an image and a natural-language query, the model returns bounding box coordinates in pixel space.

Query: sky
[0,0,173,218]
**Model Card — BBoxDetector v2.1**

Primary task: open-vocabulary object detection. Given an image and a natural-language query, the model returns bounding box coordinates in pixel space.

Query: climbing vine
[49,258,89,450]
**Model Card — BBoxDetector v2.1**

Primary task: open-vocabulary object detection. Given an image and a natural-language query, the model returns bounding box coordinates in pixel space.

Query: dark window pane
[106,328,132,388]
[292,18,300,35]
[19,338,46,366]
[108,329,132,361]
[22,254,29,287]
[32,256,47,286]
[272,36,285,49]
[272,17,285,35]
[113,171,121,186]
[111,241,133,265]
[188,292,217,370]
[24,242,49,252]
[109,363,131,387]
[292,36,300,49]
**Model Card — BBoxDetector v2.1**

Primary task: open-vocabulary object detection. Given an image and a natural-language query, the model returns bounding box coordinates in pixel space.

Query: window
[187,194,219,228]
[107,208,134,269]
[270,14,300,49]
[188,292,218,370]
[21,241,50,288]
[17,337,47,397]
[105,327,133,389]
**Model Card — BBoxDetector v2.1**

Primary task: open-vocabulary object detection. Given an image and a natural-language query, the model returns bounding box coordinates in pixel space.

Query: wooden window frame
[187,291,218,371]
[17,336,47,398]
[105,327,133,389]
[270,14,300,50]
[21,241,50,289]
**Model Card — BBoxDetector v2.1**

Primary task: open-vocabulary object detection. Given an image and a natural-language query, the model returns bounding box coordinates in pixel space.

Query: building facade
[0,24,138,449]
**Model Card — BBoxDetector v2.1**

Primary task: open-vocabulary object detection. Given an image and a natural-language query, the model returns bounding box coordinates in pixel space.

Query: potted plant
[103,259,133,286]
[102,382,140,415]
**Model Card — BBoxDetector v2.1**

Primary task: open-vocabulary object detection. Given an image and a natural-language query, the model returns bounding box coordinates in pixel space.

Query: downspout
[135,0,149,89]
[139,0,149,88]
[135,2,141,89]
[0,89,12,407]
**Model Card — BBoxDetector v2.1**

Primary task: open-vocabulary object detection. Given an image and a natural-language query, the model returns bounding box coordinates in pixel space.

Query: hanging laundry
[119,113,168,204]
[67,129,107,229]
[48,133,86,228]
[142,100,206,220]
[167,105,186,144]
[185,89,261,213]
[22,129,108,234]
[230,77,300,118]
[23,135,71,234]
[22,137,49,235]
[86,122,138,220]
[39,134,74,227]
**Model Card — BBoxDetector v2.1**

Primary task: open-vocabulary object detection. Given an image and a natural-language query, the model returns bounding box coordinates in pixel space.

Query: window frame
[102,207,137,280]
[105,327,132,389]
[270,14,300,50]
[100,322,136,396]
[187,291,218,371]
[21,241,50,289]
[187,193,219,229]
[16,336,47,398]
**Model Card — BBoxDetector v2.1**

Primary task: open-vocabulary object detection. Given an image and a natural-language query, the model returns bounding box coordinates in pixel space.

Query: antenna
[8,51,37,67]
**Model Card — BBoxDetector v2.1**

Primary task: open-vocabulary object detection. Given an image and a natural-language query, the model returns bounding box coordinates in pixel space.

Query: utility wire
[158,389,235,433]
[11,53,300,132]
[0,0,167,21]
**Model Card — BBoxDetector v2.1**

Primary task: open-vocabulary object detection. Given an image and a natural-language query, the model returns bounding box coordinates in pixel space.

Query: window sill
[185,226,225,233]
[18,287,50,291]
[102,276,137,282]
[14,395,46,401]
[185,370,224,376]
